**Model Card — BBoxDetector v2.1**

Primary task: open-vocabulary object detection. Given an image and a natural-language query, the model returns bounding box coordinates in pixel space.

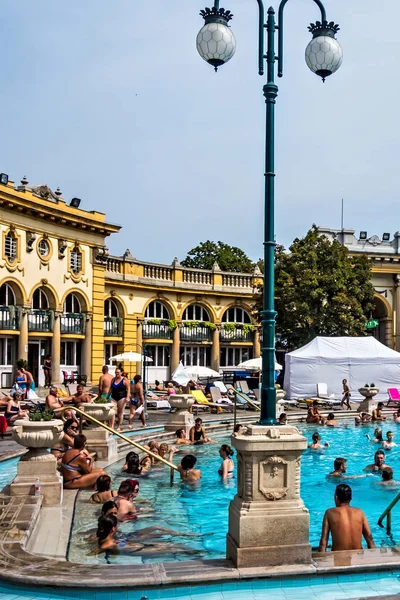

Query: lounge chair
[190,390,229,414]
[314,383,341,407]
[387,388,400,406]
[214,381,228,394]
[210,387,233,411]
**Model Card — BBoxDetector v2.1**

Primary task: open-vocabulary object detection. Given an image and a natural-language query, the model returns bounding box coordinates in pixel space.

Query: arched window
[182,304,210,322]
[70,246,82,274]
[4,231,17,262]
[64,293,81,313]
[145,301,169,320]
[104,299,119,317]
[222,307,251,324]
[32,289,49,310]
[0,283,16,306]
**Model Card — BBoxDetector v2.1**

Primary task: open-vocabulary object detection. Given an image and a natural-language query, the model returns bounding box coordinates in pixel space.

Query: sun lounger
[190,390,231,414]
[313,383,341,407]
[214,381,228,394]
[210,387,233,409]
[387,388,400,406]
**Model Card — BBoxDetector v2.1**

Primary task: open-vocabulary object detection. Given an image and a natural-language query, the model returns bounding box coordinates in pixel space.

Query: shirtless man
[318,484,375,552]
[46,386,75,420]
[99,366,113,401]
[371,402,386,422]
[22,368,34,391]
[329,457,348,477]
[364,449,389,472]
[70,384,97,409]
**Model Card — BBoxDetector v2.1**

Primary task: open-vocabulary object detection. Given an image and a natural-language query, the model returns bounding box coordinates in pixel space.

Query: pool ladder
[378,490,400,535]
[59,406,178,485]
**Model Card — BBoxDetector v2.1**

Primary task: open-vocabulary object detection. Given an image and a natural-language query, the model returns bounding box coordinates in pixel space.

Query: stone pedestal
[357,387,379,414]
[227,424,311,568]
[80,403,117,461]
[11,420,64,506]
[165,395,195,438]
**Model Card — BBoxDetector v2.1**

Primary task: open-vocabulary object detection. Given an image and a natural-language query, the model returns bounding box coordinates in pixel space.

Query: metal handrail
[378,490,400,534]
[59,406,178,484]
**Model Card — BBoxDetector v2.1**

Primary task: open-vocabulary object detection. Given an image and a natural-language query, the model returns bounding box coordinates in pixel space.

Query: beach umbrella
[237,357,282,371]
[184,365,221,380]
[110,351,153,363]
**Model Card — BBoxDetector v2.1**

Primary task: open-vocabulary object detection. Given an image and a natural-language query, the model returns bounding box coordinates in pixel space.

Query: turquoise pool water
[68,421,400,565]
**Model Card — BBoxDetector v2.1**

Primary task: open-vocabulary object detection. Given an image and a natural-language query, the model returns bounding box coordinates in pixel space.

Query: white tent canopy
[284,336,400,401]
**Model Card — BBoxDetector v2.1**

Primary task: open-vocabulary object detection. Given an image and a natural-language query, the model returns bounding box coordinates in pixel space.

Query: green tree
[181,241,254,273]
[254,226,375,349]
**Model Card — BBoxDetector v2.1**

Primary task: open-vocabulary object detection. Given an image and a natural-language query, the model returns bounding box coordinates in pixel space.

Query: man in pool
[371,402,386,422]
[318,484,375,552]
[364,450,389,473]
[328,458,348,477]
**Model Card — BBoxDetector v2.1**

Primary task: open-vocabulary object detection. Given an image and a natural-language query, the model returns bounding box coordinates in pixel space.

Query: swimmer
[328,458,366,480]
[278,413,287,425]
[178,454,202,483]
[318,484,375,552]
[233,423,246,435]
[355,412,371,425]
[89,474,118,504]
[364,450,389,473]
[218,444,234,480]
[122,451,151,476]
[371,402,386,422]
[102,501,118,517]
[158,442,177,462]
[375,466,400,487]
[114,480,137,521]
[189,418,212,444]
[366,427,383,443]
[308,432,329,449]
[394,408,400,424]
[326,413,339,427]
[306,401,326,425]
[382,431,397,449]
[175,428,191,445]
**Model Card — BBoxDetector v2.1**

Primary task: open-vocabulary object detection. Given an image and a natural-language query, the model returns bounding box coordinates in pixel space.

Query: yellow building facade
[0,175,262,386]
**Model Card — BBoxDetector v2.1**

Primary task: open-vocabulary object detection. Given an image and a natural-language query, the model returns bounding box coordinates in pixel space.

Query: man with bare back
[318,484,375,552]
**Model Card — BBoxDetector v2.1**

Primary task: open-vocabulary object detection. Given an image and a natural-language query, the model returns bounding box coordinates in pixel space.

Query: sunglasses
[69,426,78,431]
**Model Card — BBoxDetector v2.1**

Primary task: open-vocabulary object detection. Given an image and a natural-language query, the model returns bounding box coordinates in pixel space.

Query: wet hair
[387,431,394,438]
[118,480,134,497]
[234,424,244,433]
[327,413,335,420]
[195,418,203,425]
[133,374,141,383]
[382,467,393,481]
[279,413,287,421]
[96,474,112,493]
[148,440,159,450]
[124,451,142,475]
[312,432,320,442]
[175,428,185,438]
[126,478,139,491]
[63,418,77,433]
[374,428,383,440]
[220,444,234,457]
[97,514,117,542]
[335,483,352,504]
[101,500,117,516]
[159,443,169,455]
[334,457,346,471]
[73,434,87,450]
[181,455,197,470]
[375,450,385,460]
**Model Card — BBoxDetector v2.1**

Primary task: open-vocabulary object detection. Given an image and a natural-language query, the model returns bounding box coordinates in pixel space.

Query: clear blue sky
[0,0,397,262]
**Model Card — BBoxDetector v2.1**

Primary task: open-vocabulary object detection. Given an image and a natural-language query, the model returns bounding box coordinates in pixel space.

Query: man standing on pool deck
[318,484,375,552]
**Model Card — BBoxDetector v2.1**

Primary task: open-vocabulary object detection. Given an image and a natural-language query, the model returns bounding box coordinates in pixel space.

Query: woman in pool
[60,434,106,489]
[366,427,384,443]
[122,451,151,475]
[175,428,191,445]
[383,431,397,449]
[102,500,118,517]
[89,474,118,504]
[5,391,28,424]
[51,418,79,461]
[218,444,234,480]
[178,454,202,483]
[308,432,329,449]
[189,418,211,444]
[326,413,339,427]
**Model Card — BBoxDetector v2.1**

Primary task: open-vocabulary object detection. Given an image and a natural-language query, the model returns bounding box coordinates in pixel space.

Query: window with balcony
[0,283,17,330]
[4,232,17,263]
[29,289,52,332]
[104,299,123,337]
[182,304,210,322]
[104,343,118,364]
[32,289,49,310]
[145,301,169,319]
[221,306,254,341]
[62,293,84,334]
[180,304,212,342]
[143,301,171,339]
[70,246,82,274]
[222,307,252,324]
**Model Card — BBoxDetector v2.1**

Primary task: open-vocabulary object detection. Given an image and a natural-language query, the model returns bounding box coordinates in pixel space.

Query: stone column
[227,425,311,568]
[211,326,220,372]
[17,309,28,361]
[82,313,93,384]
[136,321,143,376]
[51,312,61,384]
[253,329,261,359]
[170,325,180,373]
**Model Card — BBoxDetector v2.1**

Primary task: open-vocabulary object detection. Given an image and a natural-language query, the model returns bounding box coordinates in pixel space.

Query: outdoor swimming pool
[68,421,400,565]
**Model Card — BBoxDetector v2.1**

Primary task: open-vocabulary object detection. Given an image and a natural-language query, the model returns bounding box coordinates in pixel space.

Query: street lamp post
[197,1,342,424]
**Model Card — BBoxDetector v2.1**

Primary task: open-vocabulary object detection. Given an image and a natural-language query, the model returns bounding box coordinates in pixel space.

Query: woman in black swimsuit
[189,417,211,444]
[107,368,129,431]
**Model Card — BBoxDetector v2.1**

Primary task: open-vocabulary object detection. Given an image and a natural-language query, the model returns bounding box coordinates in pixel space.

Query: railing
[142,322,172,339]
[27,310,53,332]
[182,269,212,285]
[180,325,212,342]
[378,490,400,534]
[222,274,253,288]
[106,258,122,273]
[59,406,178,485]
[104,316,123,337]
[144,265,172,281]
[61,313,85,335]
[0,306,18,330]
[220,328,254,342]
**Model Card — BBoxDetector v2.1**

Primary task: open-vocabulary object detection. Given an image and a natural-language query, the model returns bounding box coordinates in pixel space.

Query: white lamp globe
[197,7,236,71]
[305,21,342,82]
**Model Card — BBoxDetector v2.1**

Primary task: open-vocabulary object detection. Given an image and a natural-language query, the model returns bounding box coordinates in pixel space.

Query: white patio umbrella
[184,365,221,380]
[237,357,282,371]
[110,351,153,363]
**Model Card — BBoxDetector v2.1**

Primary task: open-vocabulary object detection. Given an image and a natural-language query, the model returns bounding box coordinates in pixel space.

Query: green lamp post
[196,1,342,424]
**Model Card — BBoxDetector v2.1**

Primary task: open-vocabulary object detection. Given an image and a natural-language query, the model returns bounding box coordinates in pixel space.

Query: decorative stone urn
[11,419,64,506]
[165,394,195,438]
[227,424,312,569]
[357,387,379,414]
[80,403,117,461]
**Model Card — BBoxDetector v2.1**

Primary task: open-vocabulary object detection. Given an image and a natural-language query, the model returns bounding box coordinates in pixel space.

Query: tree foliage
[181,240,254,273]
[255,226,375,349]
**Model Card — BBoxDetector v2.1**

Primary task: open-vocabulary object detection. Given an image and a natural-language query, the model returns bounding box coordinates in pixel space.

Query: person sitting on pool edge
[364,449,389,473]
[178,454,202,483]
[318,483,375,552]
[306,401,326,425]
[371,402,386,422]
[189,418,212,444]
[60,434,106,489]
